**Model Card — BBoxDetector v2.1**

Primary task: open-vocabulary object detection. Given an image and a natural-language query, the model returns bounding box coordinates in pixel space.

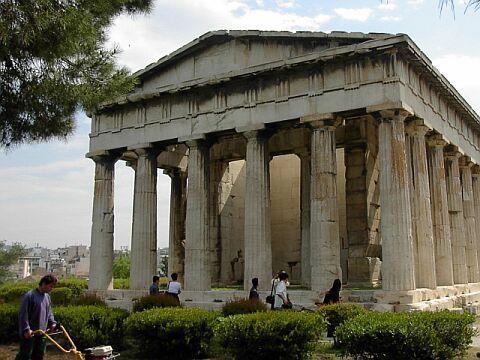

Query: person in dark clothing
[16,274,57,360]
[323,278,342,338]
[249,277,259,301]
[149,275,160,295]
[323,278,342,305]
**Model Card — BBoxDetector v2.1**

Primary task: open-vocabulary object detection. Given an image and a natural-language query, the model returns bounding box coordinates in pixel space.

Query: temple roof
[133,30,395,79]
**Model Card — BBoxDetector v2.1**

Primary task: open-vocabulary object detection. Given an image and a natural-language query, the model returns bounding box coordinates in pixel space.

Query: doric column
[130,146,159,290]
[166,168,187,284]
[344,116,381,286]
[376,109,415,291]
[459,156,479,283]
[426,135,454,286]
[297,148,311,287]
[445,147,468,284]
[243,130,272,291]
[471,165,480,274]
[405,120,436,289]
[88,153,117,290]
[308,115,342,292]
[184,139,211,290]
[209,160,228,286]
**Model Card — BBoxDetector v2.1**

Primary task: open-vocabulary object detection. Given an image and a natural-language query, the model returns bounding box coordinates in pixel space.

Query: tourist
[323,278,342,337]
[249,277,259,301]
[323,278,342,305]
[166,272,182,305]
[149,275,160,295]
[16,274,57,360]
[274,271,292,310]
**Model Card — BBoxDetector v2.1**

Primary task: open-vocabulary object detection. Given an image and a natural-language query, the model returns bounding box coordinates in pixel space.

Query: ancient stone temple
[87,30,480,311]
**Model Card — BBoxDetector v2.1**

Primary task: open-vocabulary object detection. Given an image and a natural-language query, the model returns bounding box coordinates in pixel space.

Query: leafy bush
[132,294,180,312]
[113,278,129,289]
[317,303,368,339]
[0,304,19,344]
[71,293,106,307]
[336,310,476,360]
[50,287,73,306]
[214,311,326,359]
[56,278,87,297]
[0,284,32,303]
[55,305,128,350]
[124,307,219,359]
[221,298,268,316]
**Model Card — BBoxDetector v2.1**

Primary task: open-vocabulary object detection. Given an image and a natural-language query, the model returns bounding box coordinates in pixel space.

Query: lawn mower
[33,325,119,360]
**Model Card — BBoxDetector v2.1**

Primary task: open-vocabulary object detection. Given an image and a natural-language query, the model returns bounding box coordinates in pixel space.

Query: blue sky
[1,0,479,249]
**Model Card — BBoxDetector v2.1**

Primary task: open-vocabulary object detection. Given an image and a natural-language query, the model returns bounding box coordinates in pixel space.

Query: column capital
[127,143,162,158]
[426,134,448,148]
[444,145,462,160]
[86,150,119,163]
[185,138,209,150]
[472,165,480,176]
[459,156,474,168]
[405,119,431,137]
[368,105,413,124]
[300,113,342,129]
[366,102,413,119]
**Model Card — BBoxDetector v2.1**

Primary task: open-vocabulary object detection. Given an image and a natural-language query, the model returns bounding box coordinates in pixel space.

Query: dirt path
[0,343,72,360]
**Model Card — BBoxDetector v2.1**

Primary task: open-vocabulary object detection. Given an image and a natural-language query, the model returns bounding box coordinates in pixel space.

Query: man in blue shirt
[16,274,57,360]
[149,275,160,295]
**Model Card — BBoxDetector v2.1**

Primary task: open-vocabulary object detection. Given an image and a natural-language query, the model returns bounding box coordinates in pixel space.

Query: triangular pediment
[135,30,394,93]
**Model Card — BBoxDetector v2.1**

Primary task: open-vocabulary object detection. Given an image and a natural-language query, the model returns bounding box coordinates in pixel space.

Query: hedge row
[0,302,476,360]
[55,306,128,350]
[0,278,88,303]
[125,308,219,359]
[215,310,325,359]
[336,310,476,360]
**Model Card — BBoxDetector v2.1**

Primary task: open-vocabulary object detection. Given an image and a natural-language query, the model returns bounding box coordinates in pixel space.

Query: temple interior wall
[211,149,348,286]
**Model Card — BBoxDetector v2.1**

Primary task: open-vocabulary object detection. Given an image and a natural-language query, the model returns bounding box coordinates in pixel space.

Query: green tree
[0,240,27,283]
[0,0,152,148]
[159,255,168,277]
[113,253,130,279]
[440,0,480,12]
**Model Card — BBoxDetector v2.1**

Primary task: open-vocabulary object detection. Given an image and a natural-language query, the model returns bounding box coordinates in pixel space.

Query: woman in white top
[274,271,291,310]
[167,273,182,305]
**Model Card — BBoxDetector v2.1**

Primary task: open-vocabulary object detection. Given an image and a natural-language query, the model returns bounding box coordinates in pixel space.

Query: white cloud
[333,8,373,22]
[433,54,480,114]
[275,0,296,8]
[408,0,425,6]
[380,15,402,21]
[109,0,331,71]
[378,1,397,11]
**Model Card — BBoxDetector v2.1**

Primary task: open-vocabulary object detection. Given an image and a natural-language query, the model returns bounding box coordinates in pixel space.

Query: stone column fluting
[130,147,159,290]
[471,165,480,274]
[426,135,454,286]
[166,168,187,284]
[309,116,342,292]
[444,147,468,284]
[405,121,436,289]
[297,148,311,287]
[243,130,272,291]
[88,154,117,291]
[459,156,479,283]
[377,110,415,291]
[184,139,211,291]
